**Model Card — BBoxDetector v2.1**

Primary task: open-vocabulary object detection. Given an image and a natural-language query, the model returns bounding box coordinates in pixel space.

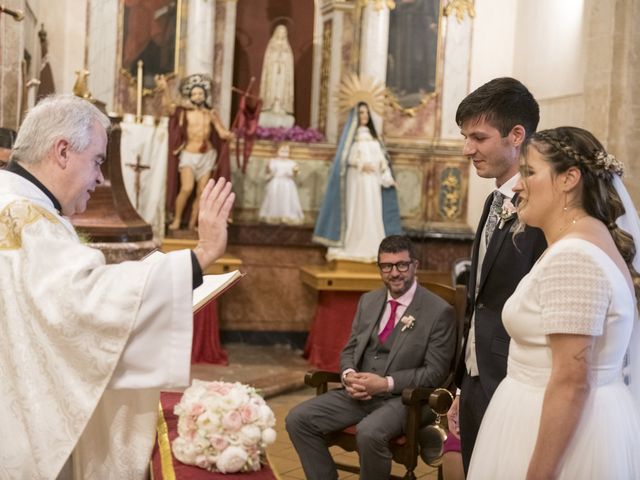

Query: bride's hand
[446,395,460,438]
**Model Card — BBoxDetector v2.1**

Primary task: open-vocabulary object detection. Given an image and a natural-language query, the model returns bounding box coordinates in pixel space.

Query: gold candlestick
[0,5,25,21]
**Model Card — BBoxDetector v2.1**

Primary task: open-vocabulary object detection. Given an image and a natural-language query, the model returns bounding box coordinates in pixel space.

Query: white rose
[172,437,199,465]
[261,427,277,445]
[257,404,276,427]
[239,424,262,446]
[196,410,221,433]
[216,446,248,473]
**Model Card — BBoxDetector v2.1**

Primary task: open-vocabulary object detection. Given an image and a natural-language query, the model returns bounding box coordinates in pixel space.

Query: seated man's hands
[343,372,389,400]
[193,178,235,271]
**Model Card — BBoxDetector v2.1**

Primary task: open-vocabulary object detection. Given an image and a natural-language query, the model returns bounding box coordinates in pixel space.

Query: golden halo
[336,73,386,116]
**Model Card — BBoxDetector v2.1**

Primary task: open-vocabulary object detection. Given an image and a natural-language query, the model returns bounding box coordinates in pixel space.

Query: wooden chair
[303,281,466,480]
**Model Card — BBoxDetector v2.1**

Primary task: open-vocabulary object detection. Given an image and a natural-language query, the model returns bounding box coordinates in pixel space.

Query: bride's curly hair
[522,126,640,302]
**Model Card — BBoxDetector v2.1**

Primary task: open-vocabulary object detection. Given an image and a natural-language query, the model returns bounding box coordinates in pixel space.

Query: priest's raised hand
[193,177,235,271]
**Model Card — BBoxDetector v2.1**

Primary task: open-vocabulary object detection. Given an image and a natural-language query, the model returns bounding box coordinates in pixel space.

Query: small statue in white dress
[259,143,304,225]
[258,25,295,129]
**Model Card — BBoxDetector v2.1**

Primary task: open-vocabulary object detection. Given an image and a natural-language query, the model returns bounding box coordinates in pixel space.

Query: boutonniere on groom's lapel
[400,315,416,332]
[497,199,517,229]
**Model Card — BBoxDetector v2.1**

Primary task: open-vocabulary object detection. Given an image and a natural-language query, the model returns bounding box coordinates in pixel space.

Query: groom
[286,235,455,480]
[448,77,547,472]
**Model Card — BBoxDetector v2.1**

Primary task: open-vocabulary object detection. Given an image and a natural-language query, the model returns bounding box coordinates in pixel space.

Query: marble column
[316,1,357,143]
[0,0,24,130]
[309,2,324,130]
[439,5,474,139]
[184,0,215,77]
[214,0,237,126]
[358,2,390,132]
[87,0,119,112]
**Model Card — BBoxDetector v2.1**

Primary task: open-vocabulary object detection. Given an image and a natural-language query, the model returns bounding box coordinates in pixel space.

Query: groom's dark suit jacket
[455,192,546,398]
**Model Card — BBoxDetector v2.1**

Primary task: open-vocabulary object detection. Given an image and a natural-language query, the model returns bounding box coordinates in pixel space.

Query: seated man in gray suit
[286,235,456,480]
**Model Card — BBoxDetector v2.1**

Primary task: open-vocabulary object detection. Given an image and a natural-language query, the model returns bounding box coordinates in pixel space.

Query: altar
[82,0,478,348]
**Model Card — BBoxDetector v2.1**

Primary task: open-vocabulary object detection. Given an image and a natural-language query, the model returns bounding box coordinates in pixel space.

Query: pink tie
[379,300,400,343]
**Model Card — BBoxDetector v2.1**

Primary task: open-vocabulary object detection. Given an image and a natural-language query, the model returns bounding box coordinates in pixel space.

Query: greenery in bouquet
[256,125,324,143]
[172,380,277,473]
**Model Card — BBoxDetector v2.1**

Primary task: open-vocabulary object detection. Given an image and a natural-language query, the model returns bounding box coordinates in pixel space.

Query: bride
[468,126,640,479]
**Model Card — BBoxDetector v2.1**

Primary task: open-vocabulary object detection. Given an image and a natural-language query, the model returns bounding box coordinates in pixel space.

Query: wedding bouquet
[171,380,277,473]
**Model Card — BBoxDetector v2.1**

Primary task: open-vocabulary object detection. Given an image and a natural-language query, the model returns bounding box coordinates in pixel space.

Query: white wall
[513,0,585,130]
[466,0,518,230]
[465,0,586,230]
[28,0,87,95]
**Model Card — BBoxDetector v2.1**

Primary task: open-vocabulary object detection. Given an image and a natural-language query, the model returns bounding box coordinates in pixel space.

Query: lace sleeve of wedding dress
[538,247,611,336]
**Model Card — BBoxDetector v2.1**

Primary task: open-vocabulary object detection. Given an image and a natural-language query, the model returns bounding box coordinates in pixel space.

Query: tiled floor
[190,344,439,479]
[266,389,440,479]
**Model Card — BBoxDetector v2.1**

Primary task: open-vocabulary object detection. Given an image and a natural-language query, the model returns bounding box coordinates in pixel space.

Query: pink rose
[189,403,205,416]
[222,411,243,432]
[209,434,229,452]
[239,404,258,423]
[208,382,232,395]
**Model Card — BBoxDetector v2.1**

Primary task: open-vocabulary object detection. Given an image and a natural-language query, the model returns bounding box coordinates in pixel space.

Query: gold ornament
[443,0,476,23]
[336,73,386,115]
[357,0,396,11]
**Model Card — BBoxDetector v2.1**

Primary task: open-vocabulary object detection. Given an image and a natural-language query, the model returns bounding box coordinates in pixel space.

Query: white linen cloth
[120,118,168,240]
[0,169,193,479]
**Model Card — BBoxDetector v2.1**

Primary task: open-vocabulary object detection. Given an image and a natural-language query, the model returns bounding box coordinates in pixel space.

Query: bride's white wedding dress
[468,238,640,479]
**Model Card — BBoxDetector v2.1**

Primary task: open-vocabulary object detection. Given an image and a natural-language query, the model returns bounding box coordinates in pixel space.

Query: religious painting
[120,0,180,88]
[386,0,441,109]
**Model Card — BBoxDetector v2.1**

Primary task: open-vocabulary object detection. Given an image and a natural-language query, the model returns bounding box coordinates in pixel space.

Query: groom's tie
[484,190,504,246]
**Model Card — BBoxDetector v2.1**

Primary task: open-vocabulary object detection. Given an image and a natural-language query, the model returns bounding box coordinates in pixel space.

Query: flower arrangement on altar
[171,380,277,474]
[256,125,324,143]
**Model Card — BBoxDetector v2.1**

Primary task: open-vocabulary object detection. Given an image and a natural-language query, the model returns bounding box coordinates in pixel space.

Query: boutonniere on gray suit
[400,315,416,332]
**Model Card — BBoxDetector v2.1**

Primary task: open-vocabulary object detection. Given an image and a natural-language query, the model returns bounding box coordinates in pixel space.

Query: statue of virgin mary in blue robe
[313,102,403,262]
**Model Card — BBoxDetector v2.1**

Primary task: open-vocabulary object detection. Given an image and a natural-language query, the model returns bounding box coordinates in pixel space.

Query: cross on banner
[126,154,150,210]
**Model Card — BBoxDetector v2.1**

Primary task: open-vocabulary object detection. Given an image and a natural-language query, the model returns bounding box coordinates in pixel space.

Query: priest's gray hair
[11,94,110,165]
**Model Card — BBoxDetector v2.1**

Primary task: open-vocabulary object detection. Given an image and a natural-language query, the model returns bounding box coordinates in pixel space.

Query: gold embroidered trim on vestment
[0,201,59,250]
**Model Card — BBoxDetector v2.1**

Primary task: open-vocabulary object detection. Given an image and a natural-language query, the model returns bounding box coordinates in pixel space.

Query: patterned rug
[189,344,310,399]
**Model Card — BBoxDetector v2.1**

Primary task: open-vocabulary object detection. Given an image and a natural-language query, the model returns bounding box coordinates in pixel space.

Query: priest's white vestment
[0,169,194,479]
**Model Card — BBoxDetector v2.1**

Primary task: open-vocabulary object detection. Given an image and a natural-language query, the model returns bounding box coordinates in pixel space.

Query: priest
[0,94,235,479]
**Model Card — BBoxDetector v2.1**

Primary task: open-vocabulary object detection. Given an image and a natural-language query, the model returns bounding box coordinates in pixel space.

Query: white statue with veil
[259,25,295,129]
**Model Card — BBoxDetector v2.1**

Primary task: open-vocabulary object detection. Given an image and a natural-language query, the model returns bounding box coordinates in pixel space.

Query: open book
[143,250,244,312]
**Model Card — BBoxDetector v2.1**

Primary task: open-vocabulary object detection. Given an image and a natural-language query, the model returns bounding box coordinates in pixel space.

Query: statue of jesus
[157,73,233,231]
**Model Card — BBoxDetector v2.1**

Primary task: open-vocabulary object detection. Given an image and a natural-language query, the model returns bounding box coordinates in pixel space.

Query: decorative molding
[442,0,475,23]
[357,0,396,11]
[318,20,333,134]
[439,167,463,219]
[385,90,437,117]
